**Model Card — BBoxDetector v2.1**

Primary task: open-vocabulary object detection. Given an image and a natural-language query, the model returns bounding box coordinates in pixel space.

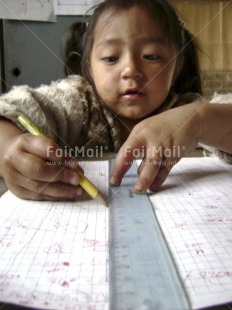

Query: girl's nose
[121,56,142,80]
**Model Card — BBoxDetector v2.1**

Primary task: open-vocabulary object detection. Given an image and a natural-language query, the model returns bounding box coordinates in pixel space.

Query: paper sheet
[0,157,232,309]
[0,0,56,22]
[54,0,101,15]
[0,161,108,309]
[149,157,232,309]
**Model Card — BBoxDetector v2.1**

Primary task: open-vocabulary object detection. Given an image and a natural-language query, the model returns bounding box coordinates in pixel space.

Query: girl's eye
[102,56,119,63]
[144,54,160,61]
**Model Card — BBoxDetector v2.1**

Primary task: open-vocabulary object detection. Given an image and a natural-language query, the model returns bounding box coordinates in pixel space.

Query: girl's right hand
[0,132,83,201]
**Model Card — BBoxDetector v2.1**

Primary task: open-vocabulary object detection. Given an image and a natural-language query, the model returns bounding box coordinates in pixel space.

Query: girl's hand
[0,132,83,200]
[110,102,202,192]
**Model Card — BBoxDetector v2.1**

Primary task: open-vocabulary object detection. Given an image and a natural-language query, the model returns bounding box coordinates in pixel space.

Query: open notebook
[0,157,232,309]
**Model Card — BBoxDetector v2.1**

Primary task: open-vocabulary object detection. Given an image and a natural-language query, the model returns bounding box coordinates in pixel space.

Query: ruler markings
[108,158,190,310]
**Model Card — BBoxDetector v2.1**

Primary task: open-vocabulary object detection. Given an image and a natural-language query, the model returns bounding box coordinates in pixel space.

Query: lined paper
[149,157,232,309]
[0,157,232,309]
[0,161,108,309]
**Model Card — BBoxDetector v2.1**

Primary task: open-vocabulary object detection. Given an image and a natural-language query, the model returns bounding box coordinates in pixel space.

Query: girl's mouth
[122,88,145,99]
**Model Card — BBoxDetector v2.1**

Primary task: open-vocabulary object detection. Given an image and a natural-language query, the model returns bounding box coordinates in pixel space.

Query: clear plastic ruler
[108,158,190,310]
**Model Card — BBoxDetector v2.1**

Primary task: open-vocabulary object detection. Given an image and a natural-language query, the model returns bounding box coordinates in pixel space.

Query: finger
[63,156,83,172]
[148,165,170,191]
[133,155,162,193]
[26,179,83,199]
[11,186,81,201]
[19,134,83,181]
[16,152,81,186]
[20,134,82,170]
[20,134,63,161]
[149,157,180,192]
[110,143,136,186]
[9,173,83,200]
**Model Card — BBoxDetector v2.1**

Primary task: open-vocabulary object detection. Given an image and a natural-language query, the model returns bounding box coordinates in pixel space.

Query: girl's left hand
[110,102,202,192]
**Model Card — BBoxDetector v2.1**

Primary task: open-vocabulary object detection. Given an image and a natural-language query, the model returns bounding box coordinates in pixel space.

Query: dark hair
[64,22,88,76]
[63,0,202,95]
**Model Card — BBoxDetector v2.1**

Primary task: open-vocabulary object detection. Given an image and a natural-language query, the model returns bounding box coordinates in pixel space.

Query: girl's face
[90,6,177,121]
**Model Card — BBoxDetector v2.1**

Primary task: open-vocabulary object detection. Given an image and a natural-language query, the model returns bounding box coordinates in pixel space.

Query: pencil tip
[95,193,108,207]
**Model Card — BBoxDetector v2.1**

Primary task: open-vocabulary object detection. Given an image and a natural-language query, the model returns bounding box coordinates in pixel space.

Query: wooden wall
[173,0,232,97]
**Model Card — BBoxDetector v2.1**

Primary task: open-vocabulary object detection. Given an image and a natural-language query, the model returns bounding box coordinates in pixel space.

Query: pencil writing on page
[17,114,107,207]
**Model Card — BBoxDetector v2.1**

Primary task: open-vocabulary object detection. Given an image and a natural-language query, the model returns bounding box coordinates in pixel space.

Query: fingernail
[65,170,79,186]
[110,176,119,186]
[65,157,79,170]
[133,184,146,194]
[76,187,83,196]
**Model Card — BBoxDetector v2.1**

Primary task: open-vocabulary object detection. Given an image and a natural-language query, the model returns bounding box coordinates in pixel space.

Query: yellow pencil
[18,114,107,207]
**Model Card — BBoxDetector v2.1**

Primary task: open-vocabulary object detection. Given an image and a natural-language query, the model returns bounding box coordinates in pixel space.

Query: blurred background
[0,0,232,98]
[174,0,232,98]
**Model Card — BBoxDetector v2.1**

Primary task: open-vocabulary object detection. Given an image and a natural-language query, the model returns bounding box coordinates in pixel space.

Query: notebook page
[0,161,108,309]
[149,157,232,309]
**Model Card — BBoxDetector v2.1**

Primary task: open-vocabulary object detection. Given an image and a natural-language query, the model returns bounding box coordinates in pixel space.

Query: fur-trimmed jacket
[0,75,231,161]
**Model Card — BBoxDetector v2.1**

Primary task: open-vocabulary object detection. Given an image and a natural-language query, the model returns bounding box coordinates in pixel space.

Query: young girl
[0,0,231,201]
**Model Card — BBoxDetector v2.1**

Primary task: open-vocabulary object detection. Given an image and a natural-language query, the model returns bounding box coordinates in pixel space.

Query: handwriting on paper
[0,161,109,309]
[149,157,232,309]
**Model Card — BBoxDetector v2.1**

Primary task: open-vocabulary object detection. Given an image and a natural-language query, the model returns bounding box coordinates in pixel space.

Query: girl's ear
[64,22,87,76]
